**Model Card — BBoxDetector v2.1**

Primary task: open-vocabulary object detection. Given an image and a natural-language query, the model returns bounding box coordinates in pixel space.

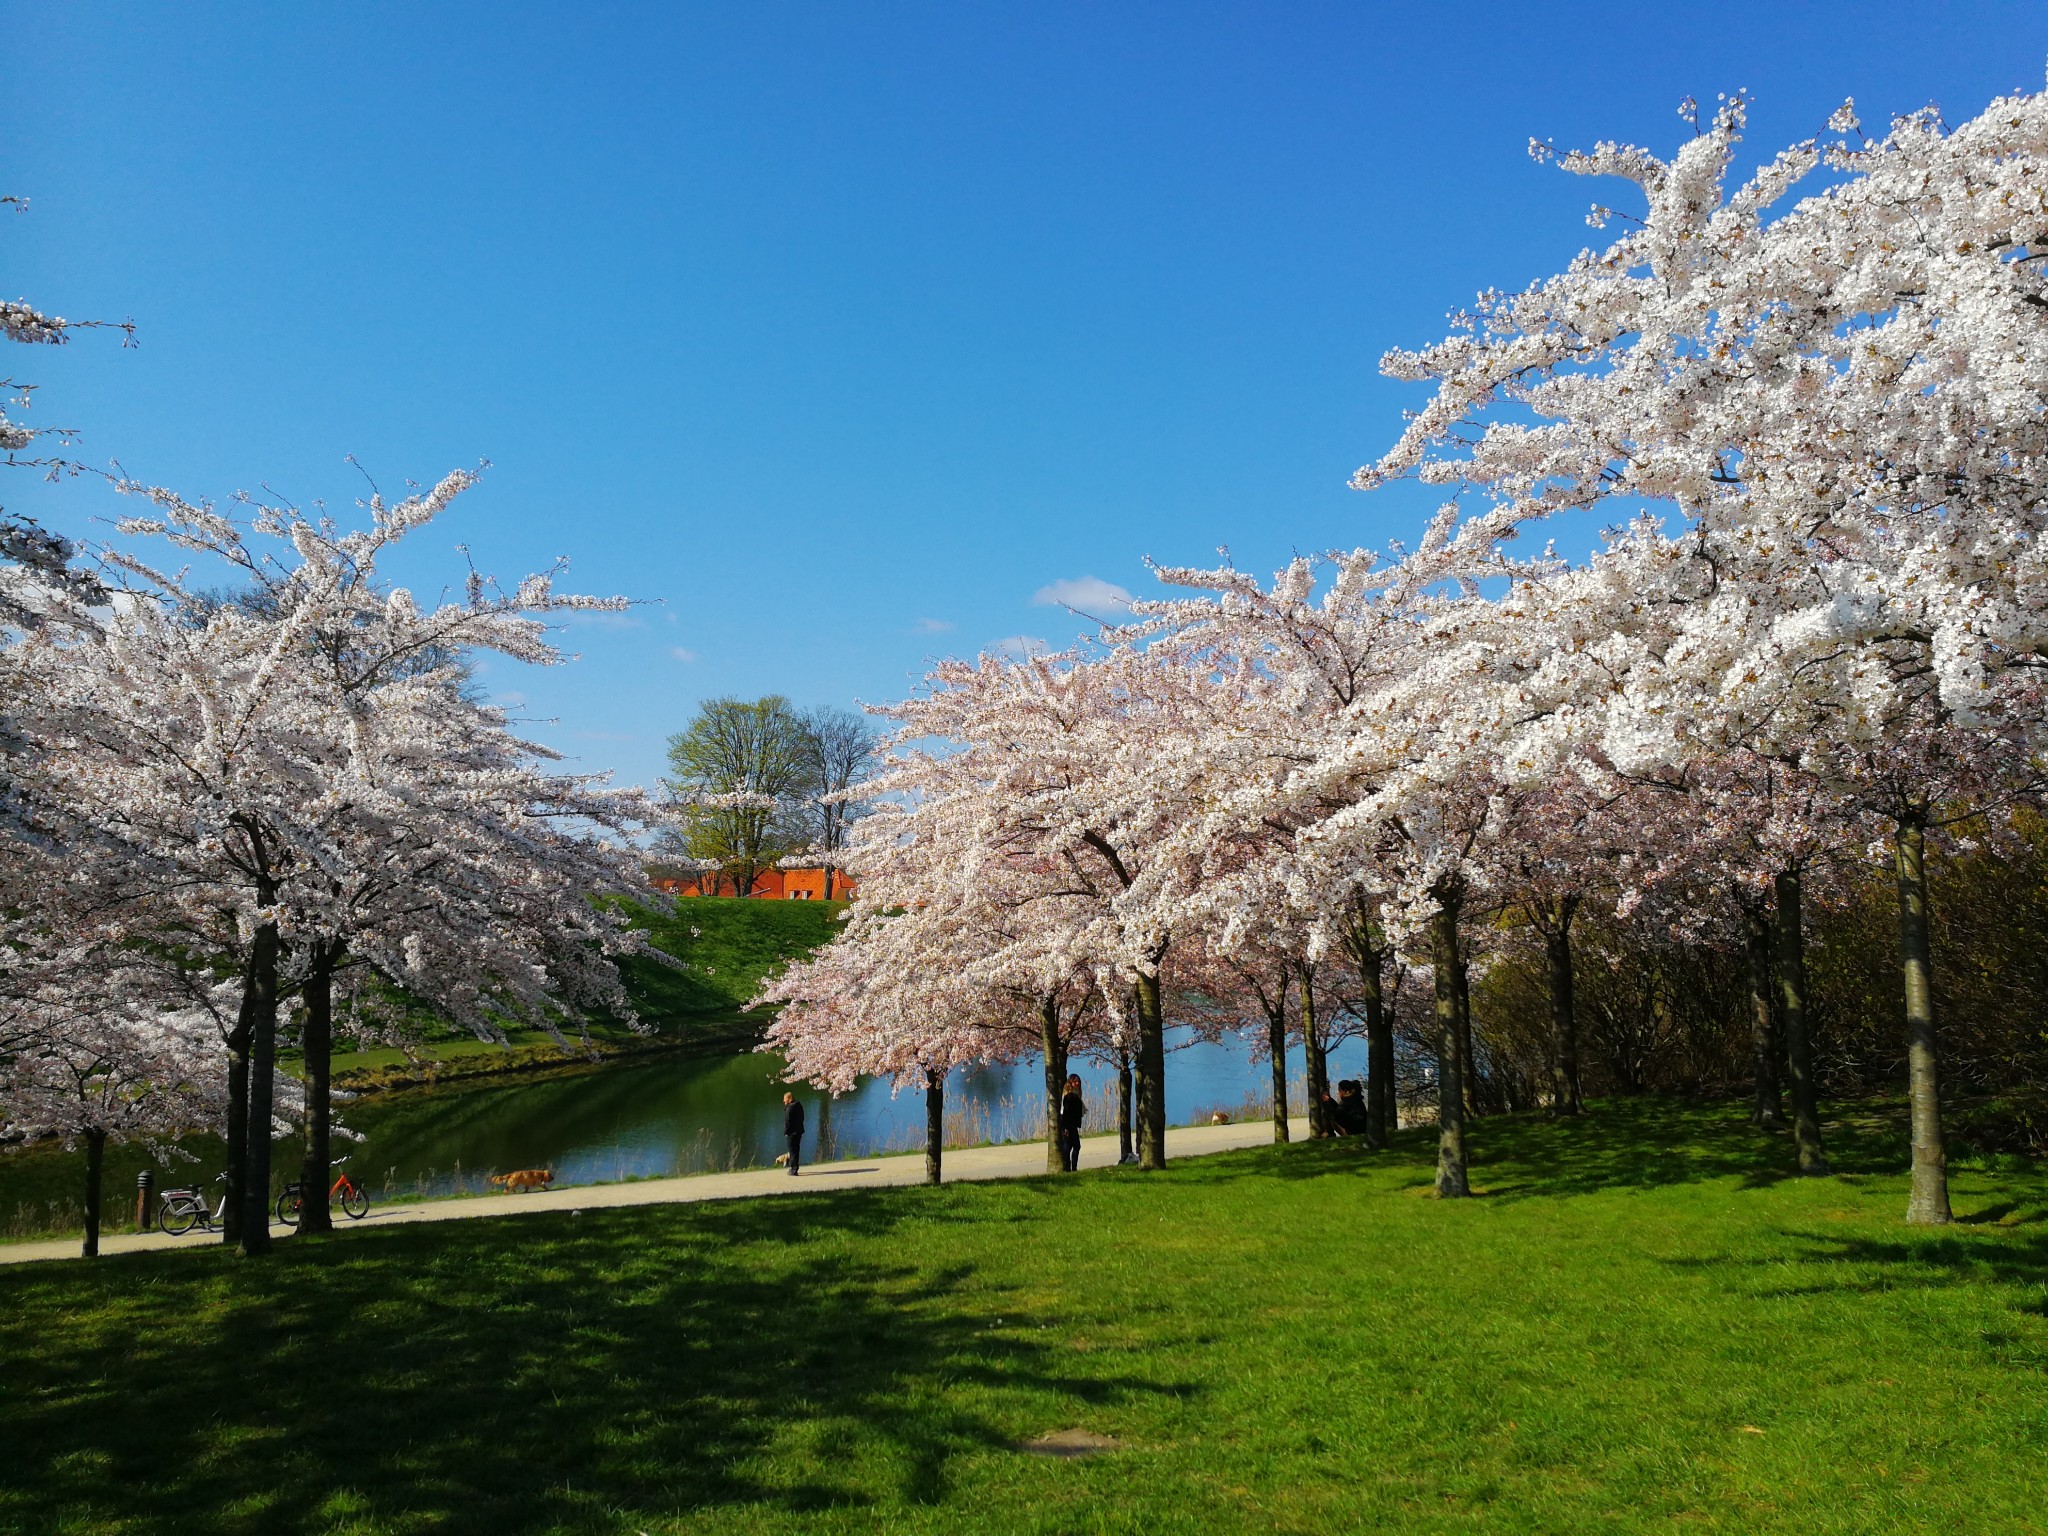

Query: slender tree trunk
[1359,950,1392,1155]
[816,1092,832,1161]
[1134,970,1167,1169]
[1744,901,1783,1129]
[297,944,339,1237]
[1367,1002,1395,1147]
[1116,1046,1134,1163]
[1453,950,1479,1118]
[1345,897,1395,1147]
[242,920,282,1256]
[1432,882,1470,1197]
[1545,898,1583,1114]
[1774,868,1829,1176]
[1266,998,1290,1143]
[924,1068,944,1186]
[81,1127,106,1259]
[221,974,254,1247]
[1895,808,1951,1225]
[1300,966,1328,1136]
[1039,995,1068,1173]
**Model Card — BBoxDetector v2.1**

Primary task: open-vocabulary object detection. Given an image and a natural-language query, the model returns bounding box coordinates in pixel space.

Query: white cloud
[560,610,646,631]
[670,646,698,662]
[913,617,955,634]
[1032,575,1134,617]
[990,635,1049,660]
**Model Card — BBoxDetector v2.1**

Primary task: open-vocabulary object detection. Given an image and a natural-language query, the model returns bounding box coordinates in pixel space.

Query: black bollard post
[136,1170,155,1232]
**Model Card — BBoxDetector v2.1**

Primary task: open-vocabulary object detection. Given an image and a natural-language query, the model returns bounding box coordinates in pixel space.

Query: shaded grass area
[4,1099,2046,1535]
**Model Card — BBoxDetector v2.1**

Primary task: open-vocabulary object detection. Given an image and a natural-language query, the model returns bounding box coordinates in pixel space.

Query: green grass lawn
[4,1100,2044,1535]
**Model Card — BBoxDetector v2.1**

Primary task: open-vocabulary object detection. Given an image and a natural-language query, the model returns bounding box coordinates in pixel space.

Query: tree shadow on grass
[1441,1097,1944,1201]
[1166,1097,1955,1203]
[0,1187,1191,1536]
[1657,1220,2048,1376]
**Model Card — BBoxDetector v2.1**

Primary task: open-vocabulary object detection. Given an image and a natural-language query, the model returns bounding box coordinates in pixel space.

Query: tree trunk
[1134,970,1167,1169]
[1431,883,1470,1197]
[1545,898,1582,1114]
[1774,868,1830,1176]
[241,920,282,1256]
[81,1127,106,1259]
[1039,995,1068,1174]
[1744,900,1783,1129]
[1356,943,1391,1148]
[1896,808,1951,1225]
[221,973,254,1247]
[1266,996,1290,1143]
[924,1068,943,1186]
[1300,966,1328,1136]
[297,943,339,1237]
[1453,950,1479,1118]
[1116,1047,1134,1163]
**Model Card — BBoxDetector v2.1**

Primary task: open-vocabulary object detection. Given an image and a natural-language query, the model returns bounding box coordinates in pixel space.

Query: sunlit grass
[3,1098,2044,1534]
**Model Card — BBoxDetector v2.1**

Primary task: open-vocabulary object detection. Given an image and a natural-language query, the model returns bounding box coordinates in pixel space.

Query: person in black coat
[1336,1080,1369,1138]
[1058,1074,1085,1172]
[783,1092,806,1176]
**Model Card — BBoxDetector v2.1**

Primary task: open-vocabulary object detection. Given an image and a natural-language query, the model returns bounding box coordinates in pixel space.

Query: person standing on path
[1059,1075,1085,1172]
[783,1093,806,1176]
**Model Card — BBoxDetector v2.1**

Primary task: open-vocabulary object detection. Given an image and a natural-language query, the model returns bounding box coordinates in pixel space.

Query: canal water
[0,1029,1368,1240]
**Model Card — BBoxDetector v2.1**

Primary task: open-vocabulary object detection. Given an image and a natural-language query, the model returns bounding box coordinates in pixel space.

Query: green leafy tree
[793,704,879,900]
[662,696,811,898]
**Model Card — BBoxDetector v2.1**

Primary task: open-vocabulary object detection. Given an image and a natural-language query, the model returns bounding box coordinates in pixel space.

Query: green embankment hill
[319,896,838,1092]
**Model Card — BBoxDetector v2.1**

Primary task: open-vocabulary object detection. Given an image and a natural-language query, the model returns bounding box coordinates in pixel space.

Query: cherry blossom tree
[1349,89,2048,1219]
[4,471,667,1251]
[0,960,230,1256]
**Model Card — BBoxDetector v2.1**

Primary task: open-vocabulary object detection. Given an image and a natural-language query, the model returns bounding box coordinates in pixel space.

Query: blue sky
[10,3,2044,793]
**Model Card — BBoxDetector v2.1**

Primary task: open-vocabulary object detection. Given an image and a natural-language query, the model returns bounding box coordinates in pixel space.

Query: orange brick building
[651,866,853,901]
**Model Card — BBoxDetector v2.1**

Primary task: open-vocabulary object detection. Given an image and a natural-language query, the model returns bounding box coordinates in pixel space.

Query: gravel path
[1,1116,1313,1266]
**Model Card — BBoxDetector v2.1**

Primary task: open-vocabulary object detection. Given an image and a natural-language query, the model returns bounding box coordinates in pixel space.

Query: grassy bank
[301,895,840,1093]
[3,1099,2044,1535]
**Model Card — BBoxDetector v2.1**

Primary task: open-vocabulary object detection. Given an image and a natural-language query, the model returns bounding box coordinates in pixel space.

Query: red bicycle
[276,1156,371,1225]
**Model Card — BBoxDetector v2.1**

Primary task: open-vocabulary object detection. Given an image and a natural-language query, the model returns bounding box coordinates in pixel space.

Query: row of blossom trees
[766,87,2048,1226]
[2,211,667,1255]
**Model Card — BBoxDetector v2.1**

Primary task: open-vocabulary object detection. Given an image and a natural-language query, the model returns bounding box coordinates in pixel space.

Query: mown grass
[615,894,843,1021]
[3,1099,2044,1535]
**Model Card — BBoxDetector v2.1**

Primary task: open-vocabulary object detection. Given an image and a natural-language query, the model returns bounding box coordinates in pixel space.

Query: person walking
[1058,1074,1085,1172]
[783,1092,806,1176]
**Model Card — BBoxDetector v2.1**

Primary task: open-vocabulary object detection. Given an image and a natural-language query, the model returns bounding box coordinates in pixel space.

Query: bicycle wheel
[339,1183,370,1220]
[158,1200,197,1237]
[275,1190,302,1228]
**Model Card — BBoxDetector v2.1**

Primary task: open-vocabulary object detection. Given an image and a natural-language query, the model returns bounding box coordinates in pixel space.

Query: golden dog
[490,1168,554,1193]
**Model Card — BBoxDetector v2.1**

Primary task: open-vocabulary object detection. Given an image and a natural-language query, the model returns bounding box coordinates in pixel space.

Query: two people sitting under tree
[1319,1080,1368,1138]
[1058,1074,1085,1172]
